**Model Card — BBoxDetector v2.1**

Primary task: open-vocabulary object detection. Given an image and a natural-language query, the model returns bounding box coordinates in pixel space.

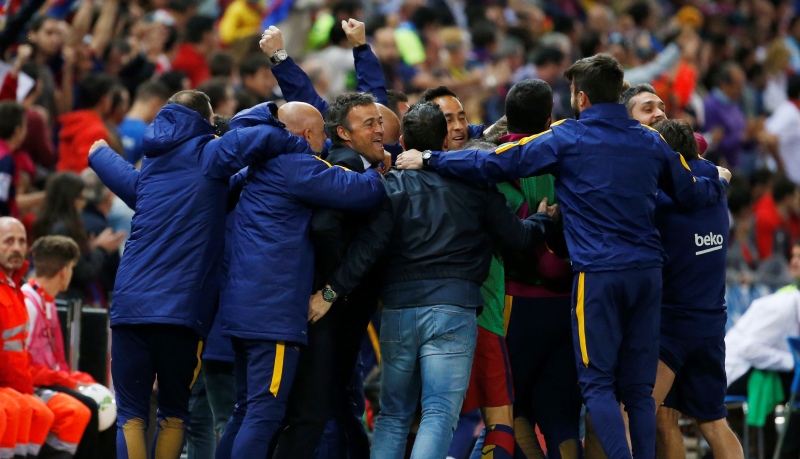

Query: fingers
[537,197,548,213]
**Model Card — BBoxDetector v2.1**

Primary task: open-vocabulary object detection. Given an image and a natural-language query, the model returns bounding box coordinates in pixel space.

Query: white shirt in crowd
[725,289,800,386]
[765,99,800,186]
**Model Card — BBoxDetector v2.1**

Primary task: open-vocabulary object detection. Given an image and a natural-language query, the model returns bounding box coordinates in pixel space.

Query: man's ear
[442,137,449,152]
[303,128,313,142]
[337,126,351,142]
[399,135,405,150]
[545,116,552,129]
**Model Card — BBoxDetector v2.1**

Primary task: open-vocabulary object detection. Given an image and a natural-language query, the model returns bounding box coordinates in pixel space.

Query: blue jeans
[371,305,477,459]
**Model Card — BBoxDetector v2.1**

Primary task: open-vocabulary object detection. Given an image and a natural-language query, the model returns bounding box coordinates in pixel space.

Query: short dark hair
[788,74,800,100]
[773,175,797,203]
[29,14,56,32]
[420,85,459,103]
[533,46,564,67]
[198,78,231,111]
[77,73,117,109]
[185,16,215,44]
[168,89,212,120]
[402,102,447,152]
[328,21,348,46]
[0,102,25,140]
[651,119,699,161]
[134,80,172,103]
[30,235,80,278]
[239,54,271,78]
[387,89,408,117]
[168,0,197,13]
[213,115,231,136]
[209,51,234,78]
[713,61,742,88]
[619,83,657,112]
[564,53,624,105]
[505,79,553,135]
[325,92,378,145]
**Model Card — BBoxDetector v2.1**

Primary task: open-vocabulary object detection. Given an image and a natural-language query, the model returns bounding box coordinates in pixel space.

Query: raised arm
[285,156,385,212]
[88,141,139,209]
[344,19,388,105]
[262,26,329,115]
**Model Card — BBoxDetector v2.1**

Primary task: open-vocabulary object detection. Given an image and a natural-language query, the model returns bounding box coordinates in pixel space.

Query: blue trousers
[506,295,581,457]
[186,361,236,459]
[572,269,661,459]
[215,339,300,459]
[112,324,202,459]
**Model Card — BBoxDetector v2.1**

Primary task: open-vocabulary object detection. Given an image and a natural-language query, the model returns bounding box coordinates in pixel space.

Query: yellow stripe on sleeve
[270,341,286,397]
[494,129,552,154]
[577,273,589,367]
[313,156,332,167]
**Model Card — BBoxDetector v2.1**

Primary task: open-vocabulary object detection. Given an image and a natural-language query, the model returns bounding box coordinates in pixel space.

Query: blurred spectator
[235,54,278,111]
[80,169,121,307]
[785,15,800,73]
[209,51,235,79]
[105,85,130,154]
[762,40,791,114]
[17,61,57,172]
[27,14,70,121]
[172,15,217,89]
[219,0,263,47]
[306,19,355,99]
[119,81,172,166]
[703,62,747,167]
[32,172,124,305]
[0,102,27,217]
[198,78,237,118]
[727,186,759,286]
[765,74,800,186]
[57,73,116,174]
[754,175,800,263]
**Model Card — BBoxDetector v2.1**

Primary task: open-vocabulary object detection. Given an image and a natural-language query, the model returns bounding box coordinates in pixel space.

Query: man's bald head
[377,104,400,146]
[277,102,326,153]
[0,217,27,276]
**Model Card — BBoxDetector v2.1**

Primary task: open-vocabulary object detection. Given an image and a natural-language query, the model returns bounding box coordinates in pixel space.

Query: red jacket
[57,110,109,173]
[172,43,211,89]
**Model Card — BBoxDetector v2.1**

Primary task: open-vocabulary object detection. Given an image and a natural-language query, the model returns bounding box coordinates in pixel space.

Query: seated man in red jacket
[0,217,92,457]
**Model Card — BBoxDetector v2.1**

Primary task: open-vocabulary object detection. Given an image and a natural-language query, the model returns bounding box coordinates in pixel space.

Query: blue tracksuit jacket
[427,103,729,273]
[89,104,313,336]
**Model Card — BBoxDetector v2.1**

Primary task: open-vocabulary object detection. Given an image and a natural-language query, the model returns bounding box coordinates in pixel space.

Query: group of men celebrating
[69,19,739,459]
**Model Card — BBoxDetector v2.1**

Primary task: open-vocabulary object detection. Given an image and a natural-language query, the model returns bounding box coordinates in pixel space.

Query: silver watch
[422,150,432,168]
[270,49,288,65]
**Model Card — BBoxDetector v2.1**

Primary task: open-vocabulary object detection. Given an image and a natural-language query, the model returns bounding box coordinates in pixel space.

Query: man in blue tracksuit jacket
[396,54,731,459]
[87,90,315,459]
[648,119,743,457]
[213,101,385,459]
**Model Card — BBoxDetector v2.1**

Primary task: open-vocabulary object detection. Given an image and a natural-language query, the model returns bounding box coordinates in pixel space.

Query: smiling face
[338,103,385,164]
[630,91,666,126]
[433,95,467,150]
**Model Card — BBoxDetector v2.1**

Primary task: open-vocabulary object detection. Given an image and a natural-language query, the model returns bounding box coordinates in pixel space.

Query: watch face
[275,50,288,61]
[422,151,432,159]
[323,289,336,301]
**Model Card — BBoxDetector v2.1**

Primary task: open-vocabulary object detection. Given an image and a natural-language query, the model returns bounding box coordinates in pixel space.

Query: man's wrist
[270,49,288,66]
[353,43,369,51]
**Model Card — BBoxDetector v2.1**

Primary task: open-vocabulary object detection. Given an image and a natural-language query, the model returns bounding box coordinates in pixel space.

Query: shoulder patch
[495,129,552,154]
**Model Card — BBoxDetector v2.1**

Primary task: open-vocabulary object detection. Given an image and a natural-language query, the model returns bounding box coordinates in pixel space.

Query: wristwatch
[270,49,288,65]
[422,150,432,168]
[321,286,338,303]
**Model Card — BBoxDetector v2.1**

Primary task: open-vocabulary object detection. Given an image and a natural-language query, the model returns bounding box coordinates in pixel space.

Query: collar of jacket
[578,103,630,121]
[326,145,369,172]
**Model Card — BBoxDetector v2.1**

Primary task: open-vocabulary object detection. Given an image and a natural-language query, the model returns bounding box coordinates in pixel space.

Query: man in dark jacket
[214,98,386,458]
[272,92,386,459]
[88,88,315,459]
[308,102,556,458]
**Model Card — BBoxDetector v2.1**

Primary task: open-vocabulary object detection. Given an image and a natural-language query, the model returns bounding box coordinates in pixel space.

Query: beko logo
[694,232,724,255]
